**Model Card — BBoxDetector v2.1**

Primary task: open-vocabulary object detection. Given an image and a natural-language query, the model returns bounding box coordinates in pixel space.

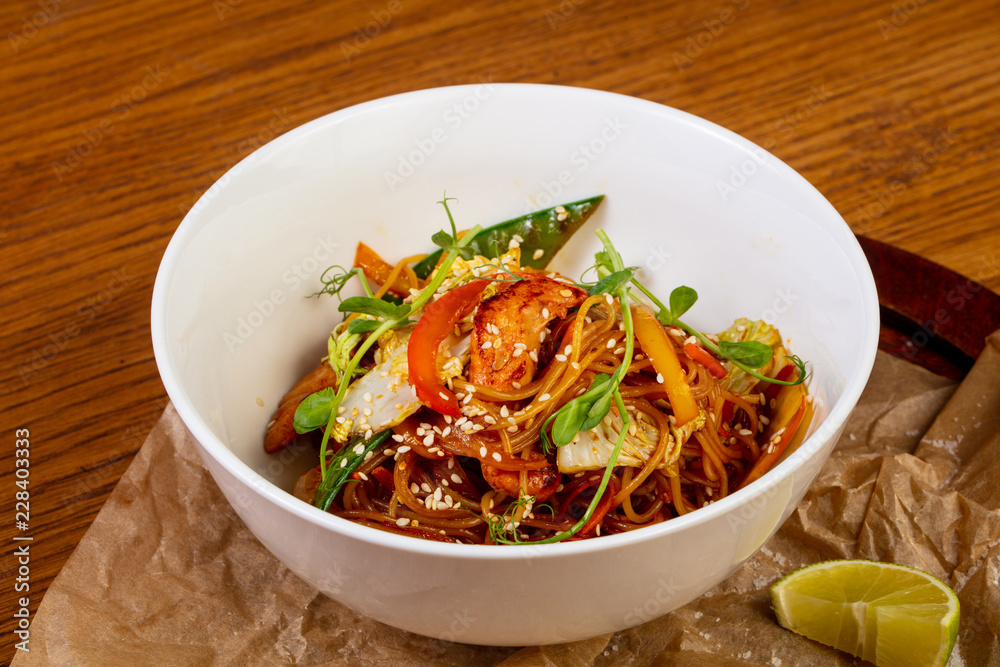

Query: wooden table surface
[2,0,999,659]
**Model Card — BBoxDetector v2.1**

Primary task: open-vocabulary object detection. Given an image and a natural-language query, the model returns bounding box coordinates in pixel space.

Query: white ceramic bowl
[151,84,879,646]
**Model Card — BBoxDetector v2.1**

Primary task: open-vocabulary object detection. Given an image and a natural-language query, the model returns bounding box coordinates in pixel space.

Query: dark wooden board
[859,236,1000,380]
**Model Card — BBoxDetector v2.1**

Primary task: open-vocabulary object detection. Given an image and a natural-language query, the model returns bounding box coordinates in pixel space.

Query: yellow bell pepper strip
[631,304,700,426]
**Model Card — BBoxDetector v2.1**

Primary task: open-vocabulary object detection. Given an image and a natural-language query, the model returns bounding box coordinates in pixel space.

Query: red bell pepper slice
[408,279,490,417]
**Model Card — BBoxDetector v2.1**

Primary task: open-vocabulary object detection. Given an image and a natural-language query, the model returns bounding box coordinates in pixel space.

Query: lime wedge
[770,560,959,667]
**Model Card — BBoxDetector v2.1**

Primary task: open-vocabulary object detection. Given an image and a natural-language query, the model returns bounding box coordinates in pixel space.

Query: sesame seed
[447,458,455,469]
[564,345,573,355]
[340,459,347,468]
[605,294,613,306]
[364,429,373,439]
[507,425,518,432]
[539,330,547,342]
[357,472,369,481]
[538,393,551,402]
[760,415,770,425]
[492,452,502,462]
[555,354,568,362]
[423,434,434,446]
[391,434,404,442]
[442,426,452,437]
[513,348,523,357]
[397,445,412,453]
[383,449,395,456]
[739,429,753,436]
[770,398,777,409]
[533,248,545,260]
[450,473,462,484]
[363,392,373,403]
[416,428,425,436]
[606,338,616,349]
[410,483,420,494]
[441,479,450,487]
[657,373,665,384]
[500,406,509,418]
[482,341,493,349]
[353,443,365,455]
[364,451,373,461]
[462,393,473,404]
[484,415,496,424]
[560,289,573,297]
[529,350,538,362]
[455,416,468,426]
[396,518,410,527]
[434,487,443,501]
[542,308,550,318]
[439,391,449,400]
[514,342,528,350]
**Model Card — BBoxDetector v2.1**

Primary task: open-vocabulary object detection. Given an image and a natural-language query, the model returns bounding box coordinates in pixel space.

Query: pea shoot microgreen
[624,277,808,386]
[293,195,483,507]
[495,229,634,545]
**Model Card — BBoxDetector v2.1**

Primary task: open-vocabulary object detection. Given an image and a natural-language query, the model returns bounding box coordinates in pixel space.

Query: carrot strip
[684,342,727,379]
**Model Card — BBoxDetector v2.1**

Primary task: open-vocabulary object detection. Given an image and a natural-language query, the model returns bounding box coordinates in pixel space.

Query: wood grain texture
[1,0,998,659]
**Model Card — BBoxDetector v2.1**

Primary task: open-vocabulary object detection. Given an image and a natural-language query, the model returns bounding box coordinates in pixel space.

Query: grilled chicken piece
[481,451,560,502]
[468,275,587,390]
[264,362,338,453]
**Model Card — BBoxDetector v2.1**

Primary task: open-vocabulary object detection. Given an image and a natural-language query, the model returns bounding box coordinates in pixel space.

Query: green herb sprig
[294,196,483,499]
[623,278,808,386]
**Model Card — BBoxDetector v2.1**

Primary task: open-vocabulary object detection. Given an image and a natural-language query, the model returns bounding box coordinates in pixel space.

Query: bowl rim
[151,82,880,561]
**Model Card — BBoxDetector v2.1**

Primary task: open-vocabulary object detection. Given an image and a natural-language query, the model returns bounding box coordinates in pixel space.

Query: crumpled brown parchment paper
[14,333,1000,666]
